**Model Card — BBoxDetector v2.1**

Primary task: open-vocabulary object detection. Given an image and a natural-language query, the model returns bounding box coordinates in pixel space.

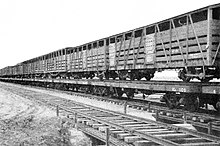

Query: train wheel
[118,71,128,80]
[165,101,176,109]
[145,76,151,81]
[110,71,118,80]
[215,102,220,113]
[163,94,179,109]
[105,73,109,80]
[75,86,79,92]
[136,75,142,80]
[125,89,134,99]
[144,74,151,81]
[200,78,211,83]
[144,73,154,81]
[211,99,220,112]
[119,77,126,80]
[116,88,123,98]
[183,96,199,112]
[178,70,191,82]
[129,74,135,80]
[107,87,114,98]
[99,75,104,81]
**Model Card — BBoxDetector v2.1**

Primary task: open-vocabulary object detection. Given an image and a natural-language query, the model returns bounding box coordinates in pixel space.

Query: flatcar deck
[2,77,220,95]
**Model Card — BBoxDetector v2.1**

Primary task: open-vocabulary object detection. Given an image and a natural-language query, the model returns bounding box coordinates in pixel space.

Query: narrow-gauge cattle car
[62,4,220,82]
[8,66,13,76]
[65,41,107,79]
[22,63,28,76]
[43,49,67,78]
[11,66,16,76]
[16,64,23,77]
[105,5,220,82]
[0,67,7,77]
[1,4,220,82]
[35,56,45,74]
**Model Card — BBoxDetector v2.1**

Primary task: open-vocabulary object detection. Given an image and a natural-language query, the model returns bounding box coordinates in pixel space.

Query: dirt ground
[0,82,92,146]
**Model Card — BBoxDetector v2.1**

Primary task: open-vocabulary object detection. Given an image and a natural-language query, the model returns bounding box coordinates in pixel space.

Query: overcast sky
[0,0,219,69]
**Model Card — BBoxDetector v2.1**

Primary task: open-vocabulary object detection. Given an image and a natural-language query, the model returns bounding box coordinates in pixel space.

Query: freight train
[1,4,220,82]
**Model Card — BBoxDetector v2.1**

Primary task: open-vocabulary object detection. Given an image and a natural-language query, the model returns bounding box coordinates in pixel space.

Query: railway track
[1,82,220,146]
[64,92,220,136]
[32,83,220,136]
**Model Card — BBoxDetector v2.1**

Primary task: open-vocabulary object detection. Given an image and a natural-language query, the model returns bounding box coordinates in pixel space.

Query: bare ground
[0,82,91,146]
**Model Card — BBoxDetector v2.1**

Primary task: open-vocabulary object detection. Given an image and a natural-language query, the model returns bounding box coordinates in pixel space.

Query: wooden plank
[117,133,133,140]
[171,137,210,144]
[156,45,207,57]
[116,35,125,70]
[156,27,207,43]
[124,31,135,69]
[181,142,219,146]
[156,36,208,51]
[155,21,208,43]
[156,52,207,62]
[154,133,190,139]
[133,140,155,146]
[156,24,169,64]
[124,136,142,143]
[109,43,116,67]
[119,53,145,60]
[156,59,205,68]
[117,47,145,54]
[146,130,176,135]
[212,19,220,29]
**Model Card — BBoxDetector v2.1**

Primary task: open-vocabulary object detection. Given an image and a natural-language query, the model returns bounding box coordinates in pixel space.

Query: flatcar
[1,4,220,82]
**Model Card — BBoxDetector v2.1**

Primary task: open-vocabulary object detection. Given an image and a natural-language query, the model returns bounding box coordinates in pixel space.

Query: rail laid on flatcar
[1,4,220,82]
[1,77,220,112]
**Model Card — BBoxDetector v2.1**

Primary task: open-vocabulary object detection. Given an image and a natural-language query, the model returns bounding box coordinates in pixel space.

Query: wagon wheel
[145,76,151,81]
[75,86,79,92]
[119,76,126,80]
[184,97,199,112]
[144,73,154,81]
[107,87,114,98]
[178,70,191,82]
[116,88,123,98]
[112,77,116,80]
[105,73,109,80]
[125,89,134,99]
[136,75,142,80]
[212,100,220,113]
[98,74,104,81]
[89,73,95,79]
[183,77,191,82]
[110,72,117,80]
[200,77,211,83]
[129,74,135,80]
[101,87,107,96]
[164,96,178,109]
[165,100,176,109]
